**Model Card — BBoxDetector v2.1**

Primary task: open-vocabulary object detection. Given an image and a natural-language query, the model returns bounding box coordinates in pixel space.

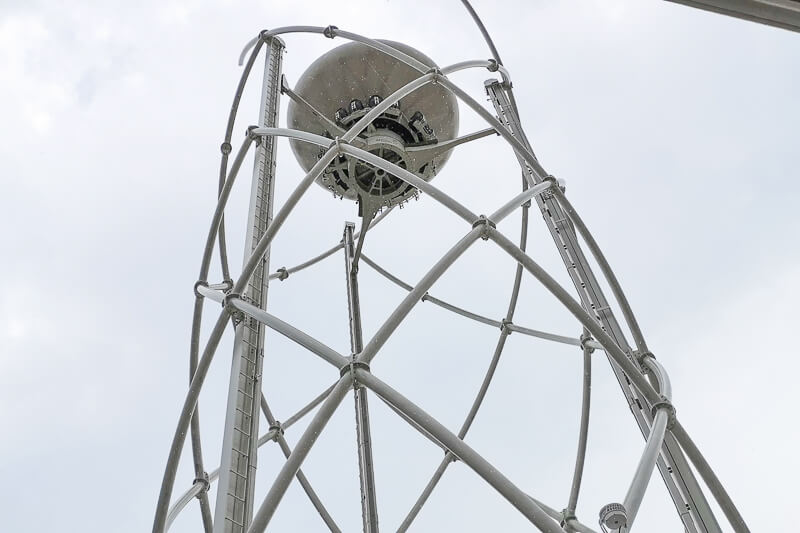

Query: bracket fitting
[329,136,346,153]
[486,59,499,72]
[276,267,289,281]
[220,141,232,155]
[323,25,338,39]
[268,420,284,441]
[340,360,371,389]
[651,395,677,428]
[246,125,262,145]
[193,471,210,497]
[193,280,209,299]
[472,215,496,240]
[634,350,657,376]
[222,292,245,325]
[425,67,443,85]
[500,318,513,335]
[560,508,577,528]
[580,331,595,354]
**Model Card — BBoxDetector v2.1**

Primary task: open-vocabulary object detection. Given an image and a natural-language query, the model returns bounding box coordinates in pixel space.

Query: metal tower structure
[153,4,752,532]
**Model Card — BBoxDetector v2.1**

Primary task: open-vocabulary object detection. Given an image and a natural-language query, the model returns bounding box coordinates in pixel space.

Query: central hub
[286,40,459,213]
[320,98,437,209]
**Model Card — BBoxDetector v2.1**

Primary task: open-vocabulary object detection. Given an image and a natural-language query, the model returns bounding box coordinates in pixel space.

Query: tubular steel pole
[566,329,593,522]
[357,227,483,365]
[344,222,380,532]
[258,395,341,532]
[356,369,565,533]
[399,181,533,532]
[247,377,352,533]
[167,383,339,530]
[214,37,284,533]
[154,147,339,533]
[670,421,751,533]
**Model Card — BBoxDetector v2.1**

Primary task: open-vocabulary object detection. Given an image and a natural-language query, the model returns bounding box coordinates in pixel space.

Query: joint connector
[421,292,430,302]
[193,472,210,496]
[560,509,577,528]
[339,360,371,379]
[500,318,513,335]
[522,199,532,208]
[580,331,595,353]
[276,267,289,281]
[444,450,458,463]
[222,292,241,308]
[651,396,676,427]
[220,142,232,155]
[246,125,261,144]
[472,215,496,240]
[487,59,499,72]
[222,292,245,324]
[426,67,443,81]
[330,136,346,153]
[323,25,338,39]
[635,350,655,373]
[193,280,209,298]
[268,421,284,441]
[543,174,558,187]
[259,29,272,43]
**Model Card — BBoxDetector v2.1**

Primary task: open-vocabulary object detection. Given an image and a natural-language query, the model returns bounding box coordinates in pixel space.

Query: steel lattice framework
[153,5,751,533]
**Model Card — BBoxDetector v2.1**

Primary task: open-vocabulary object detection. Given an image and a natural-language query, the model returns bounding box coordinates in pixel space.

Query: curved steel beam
[153,148,339,533]
[356,369,565,533]
[552,187,648,352]
[486,227,662,407]
[247,377,353,533]
[358,253,605,351]
[622,355,673,529]
[565,329,593,521]
[398,179,532,531]
[357,227,483,365]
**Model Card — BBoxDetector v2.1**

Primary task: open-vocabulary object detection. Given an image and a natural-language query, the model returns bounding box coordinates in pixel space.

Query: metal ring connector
[193,280,209,298]
[487,59,499,72]
[651,396,676,426]
[193,472,210,496]
[340,360,371,378]
[560,508,576,528]
[635,350,655,373]
[472,215,496,240]
[580,331,595,353]
[268,421,284,441]
[330,136,346,152]
[323,25,338,39]
[276,267,289,281]
[222,293,245,325]
[500,318,513,335]
[220,142,232,155]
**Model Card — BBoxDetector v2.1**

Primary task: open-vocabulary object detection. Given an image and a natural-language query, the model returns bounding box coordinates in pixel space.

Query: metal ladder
[485,79,721,533]
[213,36,285,533]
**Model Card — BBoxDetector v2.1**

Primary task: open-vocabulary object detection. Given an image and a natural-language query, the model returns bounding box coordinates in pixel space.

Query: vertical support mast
[214,36,285,533]
[484,80,721,533]
[343,222,380,533]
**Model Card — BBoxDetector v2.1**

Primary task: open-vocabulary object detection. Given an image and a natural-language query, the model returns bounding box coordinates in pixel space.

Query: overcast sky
[1,1,798,532]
